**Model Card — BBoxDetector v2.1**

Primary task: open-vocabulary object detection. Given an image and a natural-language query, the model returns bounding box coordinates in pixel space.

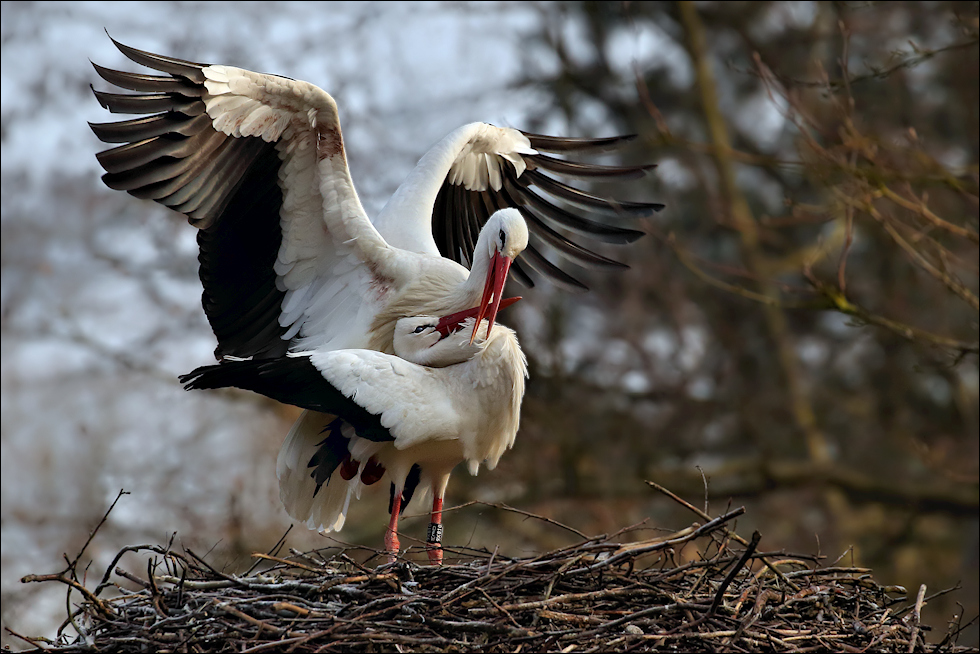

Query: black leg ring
[427,523,444,545]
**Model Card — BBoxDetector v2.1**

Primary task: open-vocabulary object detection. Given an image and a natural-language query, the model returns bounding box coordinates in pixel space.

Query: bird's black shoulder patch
[180,357,395,443]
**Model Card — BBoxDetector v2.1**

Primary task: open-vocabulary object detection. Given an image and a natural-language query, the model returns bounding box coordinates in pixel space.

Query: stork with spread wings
[90,37,663,361]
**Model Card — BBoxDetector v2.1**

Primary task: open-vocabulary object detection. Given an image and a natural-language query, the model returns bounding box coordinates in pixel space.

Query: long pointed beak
[436,296,521,339]
[471,251,513,343]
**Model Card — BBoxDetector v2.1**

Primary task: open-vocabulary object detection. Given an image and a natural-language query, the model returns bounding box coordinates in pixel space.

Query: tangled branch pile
[15,489,972,654]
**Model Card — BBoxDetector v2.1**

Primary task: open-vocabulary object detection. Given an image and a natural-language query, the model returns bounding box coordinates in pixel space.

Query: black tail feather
[309,418,349,497]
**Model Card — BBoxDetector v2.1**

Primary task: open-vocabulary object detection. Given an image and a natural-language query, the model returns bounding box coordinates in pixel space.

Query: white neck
[417,334,483,367]
[446,223,495,308]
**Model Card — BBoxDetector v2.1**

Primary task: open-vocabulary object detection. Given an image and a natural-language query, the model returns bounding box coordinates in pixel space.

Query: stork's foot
[426,522,444,566]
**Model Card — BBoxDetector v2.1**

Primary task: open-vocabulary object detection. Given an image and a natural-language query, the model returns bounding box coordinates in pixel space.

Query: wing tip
[102,33,207,82]
[521,131,641,153]
[622,228,647,244]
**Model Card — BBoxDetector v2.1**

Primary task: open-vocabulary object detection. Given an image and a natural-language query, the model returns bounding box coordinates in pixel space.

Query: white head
[483,208,529,262]
[469,208,529,342]
[393,316,484,368]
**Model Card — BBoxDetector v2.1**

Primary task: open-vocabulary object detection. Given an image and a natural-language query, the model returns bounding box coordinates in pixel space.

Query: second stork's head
[469,208,528,343]
[393,316,481,368]
[394,297,522,368]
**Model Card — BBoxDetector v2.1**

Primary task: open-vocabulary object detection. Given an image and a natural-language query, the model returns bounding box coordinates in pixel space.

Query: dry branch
[16,492,971,653]
[648,459,980,516]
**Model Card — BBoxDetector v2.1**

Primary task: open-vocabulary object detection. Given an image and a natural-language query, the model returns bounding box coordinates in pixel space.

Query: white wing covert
[310,349,462,448]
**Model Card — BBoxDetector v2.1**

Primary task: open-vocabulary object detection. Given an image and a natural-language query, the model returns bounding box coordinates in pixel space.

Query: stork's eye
[413,325,430,334]
[499,229,506,246]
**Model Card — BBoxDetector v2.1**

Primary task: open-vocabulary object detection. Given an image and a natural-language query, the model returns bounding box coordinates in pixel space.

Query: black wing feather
[522,169,663,217]
[523,132,638,153]
[92,62,203,96]
[90,112,212,143]
[519,245,589,293]
[496,183,627,270]
[180,358,395,443]
[431,128,662,290]
[526,152,655,181]
[93,88,205,115]
[107,34,209,82]
[309,418,349,496]
[503,175,645,244]
[91,40,288,360]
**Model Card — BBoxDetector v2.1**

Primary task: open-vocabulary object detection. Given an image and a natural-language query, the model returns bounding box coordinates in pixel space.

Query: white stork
[181,307,527,564]
[89,39,662,544]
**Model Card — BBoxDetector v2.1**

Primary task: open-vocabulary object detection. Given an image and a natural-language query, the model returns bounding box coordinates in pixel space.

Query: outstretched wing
[91,38,391,360]
[429,128,664,292]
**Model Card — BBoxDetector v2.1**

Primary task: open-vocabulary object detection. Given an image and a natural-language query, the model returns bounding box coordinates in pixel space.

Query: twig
[246,526,293,575]
[67,489,129,571]
[3,627,51,650]
[646,480,802,592]
[568,507,745,576]
[250,553,326,574]
[427,500,589,539]
[16,483,965,653]
[675,531,762,633]
[816,281,979,354]
[21,572,115,620]
[908,583,926,653]
[748,36,980,89]
[880,186,980,244]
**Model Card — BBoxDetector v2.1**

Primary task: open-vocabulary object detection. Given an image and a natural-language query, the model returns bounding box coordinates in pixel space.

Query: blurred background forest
[2,1,977,648]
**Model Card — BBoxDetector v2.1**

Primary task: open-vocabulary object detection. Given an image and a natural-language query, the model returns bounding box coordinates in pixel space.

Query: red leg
[426,496,444,565]
[385,492,401,563]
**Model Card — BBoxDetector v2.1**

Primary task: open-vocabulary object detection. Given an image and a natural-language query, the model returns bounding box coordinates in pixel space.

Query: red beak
[436,296,522,339]
[470,251,513,343]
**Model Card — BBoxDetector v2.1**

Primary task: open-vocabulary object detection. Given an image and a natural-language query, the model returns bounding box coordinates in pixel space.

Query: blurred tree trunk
[512,0,978,643]
[676,0,852,538]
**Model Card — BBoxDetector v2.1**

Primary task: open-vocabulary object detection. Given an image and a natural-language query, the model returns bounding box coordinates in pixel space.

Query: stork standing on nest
[89,38,661,540]
[182,308,527,564]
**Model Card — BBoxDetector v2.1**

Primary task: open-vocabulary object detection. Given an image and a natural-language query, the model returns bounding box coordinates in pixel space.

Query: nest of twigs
[13,485,972,653]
